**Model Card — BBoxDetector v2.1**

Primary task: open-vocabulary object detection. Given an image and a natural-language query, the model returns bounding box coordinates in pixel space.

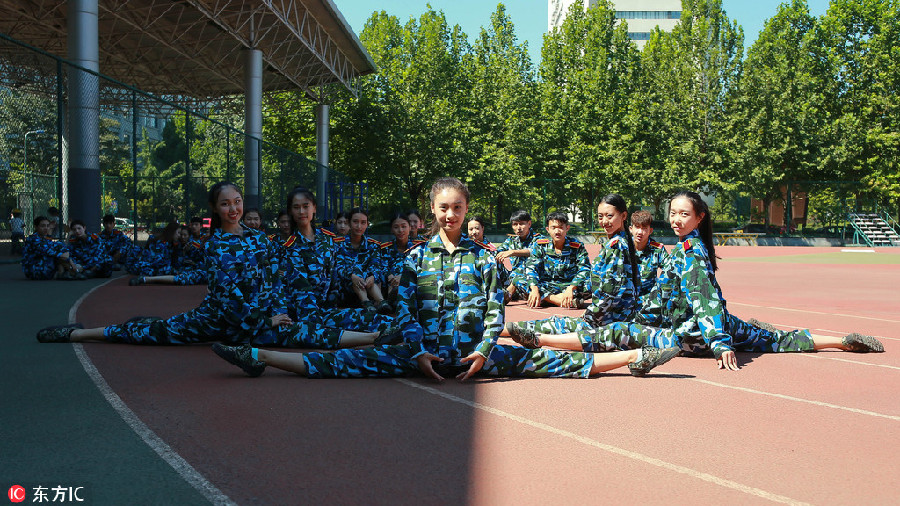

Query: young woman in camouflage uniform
[36,183,384,349]
[212,178,679,379]
[506,194,641,339]
[508,191,884,370]
[332,207,391,313]
[380,212,424,305]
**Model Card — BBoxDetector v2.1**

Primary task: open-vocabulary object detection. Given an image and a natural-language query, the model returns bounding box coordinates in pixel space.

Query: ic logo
[7,485,25,503]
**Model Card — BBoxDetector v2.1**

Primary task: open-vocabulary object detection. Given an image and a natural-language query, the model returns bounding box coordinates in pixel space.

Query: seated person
[99,214,134,270]
[332,211,351,237]
[126,222,180,277]
[466,215,495,250]
[524,211,590,308]
[68,219,114,278]
[22,216,82,280]
[268,210,292,246]
[333,208,391,314]
[380,212,424,304]
[495,210,542,302]
[242,208,264,232]
[629,210,669,304]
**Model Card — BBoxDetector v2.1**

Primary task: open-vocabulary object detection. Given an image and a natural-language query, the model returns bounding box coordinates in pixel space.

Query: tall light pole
[23,129,46,172]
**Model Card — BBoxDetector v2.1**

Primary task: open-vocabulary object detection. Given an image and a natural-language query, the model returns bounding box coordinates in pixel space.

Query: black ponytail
[599,194,640,290]
[207,182,241,230]
[671,190,718,271]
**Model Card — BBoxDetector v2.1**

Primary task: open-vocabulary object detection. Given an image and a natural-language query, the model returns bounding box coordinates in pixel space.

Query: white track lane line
[729,301,900,324]
[687,378,900,421]
[396,378,810,505]
[69,280,235,506]
[797,353,900,371]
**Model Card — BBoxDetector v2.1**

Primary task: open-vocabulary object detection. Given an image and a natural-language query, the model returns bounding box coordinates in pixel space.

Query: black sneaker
[362,300,377,313]
[842,333,884,353]
[128,276,145,286]
[747,318,778,333]
[376,300,393,315]
[36,323,83,343]
[212,343,267,377]
[628,345,681,377]
[505,322,540,349]
[374,325,403,346]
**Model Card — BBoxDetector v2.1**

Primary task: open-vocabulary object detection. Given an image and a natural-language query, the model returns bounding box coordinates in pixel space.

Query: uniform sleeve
[496,237,514,253]
[571,245,591,291]
[266,238,288,316]
[682,251,733,357]
[474,253,504,359]
[589,246,633,319]
[525,244,542,289]
[395,253,427,359]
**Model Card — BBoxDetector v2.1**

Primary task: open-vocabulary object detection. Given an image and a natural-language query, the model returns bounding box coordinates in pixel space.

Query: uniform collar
[427,233,474,252]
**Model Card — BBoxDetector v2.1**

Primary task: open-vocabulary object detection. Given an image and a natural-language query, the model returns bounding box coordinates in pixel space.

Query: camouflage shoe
[505,322,540,349]
[128,276,145,286]
[842,333,884,353]
[747,318,778,333]
[628,345,681,377]
[36,323,83,343]
[374,325,403,346]
[212,343,266,377]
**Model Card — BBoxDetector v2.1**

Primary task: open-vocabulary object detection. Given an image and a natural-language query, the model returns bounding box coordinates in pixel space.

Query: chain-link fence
[1,33,364,241]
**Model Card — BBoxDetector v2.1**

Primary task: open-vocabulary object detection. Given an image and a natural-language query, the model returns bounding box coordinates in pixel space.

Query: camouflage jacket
[202,225,286,333]
[496,229,542,274]
[334,235,385,284]
[525,235,591,292]
[68,233,112,270]
[127,236,175,276]
[21,234,68,279]
[98,229,133,258]
[278,228,338,301]
[635,238,668,299]
[396,233,504,365]
[638,229,732,357]
[582,230,637,326]
[175,237,208,285]
[380,238,425,279]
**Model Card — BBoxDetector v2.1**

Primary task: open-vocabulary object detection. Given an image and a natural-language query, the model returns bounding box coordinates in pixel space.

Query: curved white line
[69,279,235,506]
[729,301,900,324]
[396,378,809,505]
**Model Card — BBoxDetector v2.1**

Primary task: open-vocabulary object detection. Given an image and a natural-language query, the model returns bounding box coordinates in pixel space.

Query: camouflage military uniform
[172,237,208,285]
[99,228,133,264]
[635,238,668,305]
[332,235,386,303]
[525,235,591,298]
[574,230,814,356]
[380,239,423,280]
[21,233,68,280]
[103,226,341,348]
[68,233,114,277]
[517,230,638,334]
[126,236,176,276]
[302,234,594,379]
[496,229,543,296]
[280,228,339,305]
[266,232,288,247]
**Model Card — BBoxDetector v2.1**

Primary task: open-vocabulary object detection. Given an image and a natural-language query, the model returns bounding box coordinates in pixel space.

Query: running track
[15,246,900,504]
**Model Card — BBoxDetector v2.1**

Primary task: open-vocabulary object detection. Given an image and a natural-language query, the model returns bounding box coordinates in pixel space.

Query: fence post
[184,113,192,223]
[131,90,138,240]
[56,59,64,224]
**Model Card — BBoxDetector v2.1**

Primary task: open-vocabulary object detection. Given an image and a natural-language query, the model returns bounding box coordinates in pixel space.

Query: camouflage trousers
[303,343,593,379]
[507,271,531,298]
[287,293,394,334]
[173,268,207,286]
[518,315,593,334]
[103,303,344,348]
[574,311,814,356]
[535,280,584,299]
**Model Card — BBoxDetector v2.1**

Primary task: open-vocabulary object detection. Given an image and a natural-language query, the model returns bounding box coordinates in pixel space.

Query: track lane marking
[687,378,900,421]
[729,301,900,324]
[396,378,809,505]
[797,353,900,371]
[69,279,235,506]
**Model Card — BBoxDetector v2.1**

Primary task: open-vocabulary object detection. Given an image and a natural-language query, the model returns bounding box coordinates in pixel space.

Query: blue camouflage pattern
[525,235,591,297]
[332,235,386,301]
[126,236,176,276]
[99,228,133,263]
[68,233,113,277]
[635,238,668,304]
[497,229,543,295]
[21,233,68,280]
[279,228,339,304]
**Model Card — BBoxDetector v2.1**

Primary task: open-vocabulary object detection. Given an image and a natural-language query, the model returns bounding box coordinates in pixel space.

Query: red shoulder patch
[649,240,663,248]
[607,237,620,248]
[380,241,394,249]
[284,235,297,248]
[682,239,693,251]
[90,233,100,240]
[404,240,427,254]
[333,236,346,243]
[568,241,582,249]
[473,240,495,251]
[367,237,382,246]
[319,228,335,237]
[535,238,550,245]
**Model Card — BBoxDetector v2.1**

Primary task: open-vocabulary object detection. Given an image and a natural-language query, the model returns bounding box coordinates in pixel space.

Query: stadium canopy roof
[0,0,376,101]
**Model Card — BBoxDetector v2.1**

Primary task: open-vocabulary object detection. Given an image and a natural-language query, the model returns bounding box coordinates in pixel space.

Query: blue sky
[335,0,832,64]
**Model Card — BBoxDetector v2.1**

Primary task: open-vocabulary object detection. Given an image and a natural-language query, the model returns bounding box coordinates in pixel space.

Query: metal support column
[315,103,330,217]
[243,47,262,210]
[67,0,100,232]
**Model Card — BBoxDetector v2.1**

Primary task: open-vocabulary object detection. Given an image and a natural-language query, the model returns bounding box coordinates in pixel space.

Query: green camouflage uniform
[496,230,543,296]
[303,233,594,378]
[525,235,591,299]
[635,238,668,305]
[574,230,814,357]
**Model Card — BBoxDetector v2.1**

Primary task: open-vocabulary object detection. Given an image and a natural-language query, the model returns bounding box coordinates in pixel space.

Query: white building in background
[549,0,682,49]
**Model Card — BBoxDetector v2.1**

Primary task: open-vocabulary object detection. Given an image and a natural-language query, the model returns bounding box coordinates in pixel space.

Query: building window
[616,11,681,20]
[627,32,652,41]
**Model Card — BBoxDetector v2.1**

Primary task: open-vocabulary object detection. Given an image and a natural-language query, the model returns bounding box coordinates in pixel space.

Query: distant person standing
[9,209,25,255]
